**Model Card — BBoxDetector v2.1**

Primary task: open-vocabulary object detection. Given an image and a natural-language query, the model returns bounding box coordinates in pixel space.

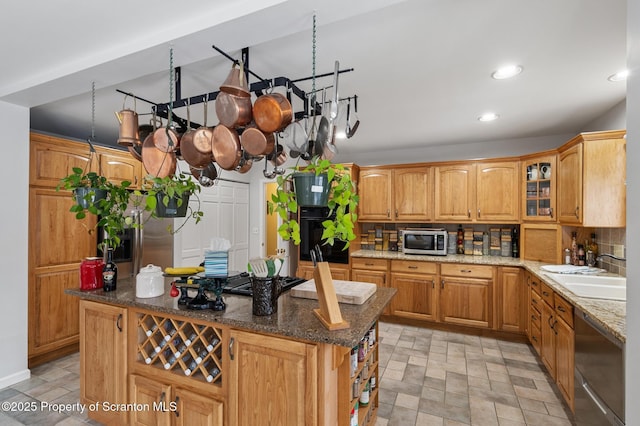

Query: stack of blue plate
[204,250,228,277]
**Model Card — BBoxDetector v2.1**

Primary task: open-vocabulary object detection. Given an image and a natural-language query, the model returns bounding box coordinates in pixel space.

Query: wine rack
[348,322,379,426]
[135,312,224,386]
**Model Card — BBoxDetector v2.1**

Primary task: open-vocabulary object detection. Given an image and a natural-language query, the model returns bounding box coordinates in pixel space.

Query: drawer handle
[431,279,435,289]
[441,279,445,289]
[575,206,580,219]
[532,281,538,287]
[542,291,550,297]
[395,209,398,218]
[387,209,390,218]
[531,298,537,305]
[550,207,554,218]
[531,314,537,321]
[467,209,471,218]
[557,306,566,313]
[408,265,418,269]
[365,263,374,266]
[532,335,538,343]
[477,208,481,218]
[460,269,472,273]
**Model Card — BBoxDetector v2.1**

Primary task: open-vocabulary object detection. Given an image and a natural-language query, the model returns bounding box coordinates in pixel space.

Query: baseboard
[0,369,30,390]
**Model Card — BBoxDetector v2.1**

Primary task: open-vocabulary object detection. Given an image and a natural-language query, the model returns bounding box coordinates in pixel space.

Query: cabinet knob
[431,279,435,289]
[467,209,471,218]
[229,337,235,361]
[387,209,390,218]
[441,279,445,289]
[477,208,481,218]
[549,207,553,218]
[557,306,566,313]
[395,209,398,218]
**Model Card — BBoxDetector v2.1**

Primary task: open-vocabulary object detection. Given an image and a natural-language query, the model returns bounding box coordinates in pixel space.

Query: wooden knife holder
[312,262,350,330]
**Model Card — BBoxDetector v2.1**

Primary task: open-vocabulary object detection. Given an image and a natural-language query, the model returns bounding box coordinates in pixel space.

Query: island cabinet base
[80,301,380,426]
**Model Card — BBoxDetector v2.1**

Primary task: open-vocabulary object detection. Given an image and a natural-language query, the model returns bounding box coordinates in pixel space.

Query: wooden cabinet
[439,264,493,328]
[358,167,432,221]
[389,261,438,322]
[297,262,350,281]
[557,130,626,226]
[129,375,224,426]
[80,300,128,425]
[520,223,562,264]
[228,330,318,426]
[528,280,575,411]
[522,154,556,222]
[435,161,519,222]
[96,147,143,189]
[351,258,389,315]
[496,267,524,333]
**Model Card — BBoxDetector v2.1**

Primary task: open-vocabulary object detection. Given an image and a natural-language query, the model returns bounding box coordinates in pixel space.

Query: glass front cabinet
[522,154,557,222]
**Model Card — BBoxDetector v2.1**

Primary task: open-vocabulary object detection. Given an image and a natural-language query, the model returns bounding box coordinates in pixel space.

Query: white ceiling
[1,0,627,165]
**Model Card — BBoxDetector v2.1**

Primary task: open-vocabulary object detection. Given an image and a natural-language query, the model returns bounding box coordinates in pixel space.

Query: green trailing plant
[135,172,204,234]
[57,166,133,252]
[267,156,359,247]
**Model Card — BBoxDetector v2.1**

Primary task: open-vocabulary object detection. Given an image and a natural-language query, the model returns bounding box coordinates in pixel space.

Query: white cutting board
[290,279,377,305]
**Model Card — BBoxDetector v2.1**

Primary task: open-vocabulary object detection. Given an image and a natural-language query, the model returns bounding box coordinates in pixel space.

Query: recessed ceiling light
[491,65,523,80]
[478,112,499,122]
[608,69,629,82]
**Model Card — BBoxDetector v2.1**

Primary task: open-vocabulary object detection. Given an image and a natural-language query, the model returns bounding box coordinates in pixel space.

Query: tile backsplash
[595,227,626,276]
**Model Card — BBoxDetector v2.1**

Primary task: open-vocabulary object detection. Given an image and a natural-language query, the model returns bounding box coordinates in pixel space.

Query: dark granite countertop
[66,278,396,349]
[352,250,626,344]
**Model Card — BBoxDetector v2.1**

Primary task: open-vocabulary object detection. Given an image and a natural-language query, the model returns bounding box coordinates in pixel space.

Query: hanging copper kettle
[115,94,139,146]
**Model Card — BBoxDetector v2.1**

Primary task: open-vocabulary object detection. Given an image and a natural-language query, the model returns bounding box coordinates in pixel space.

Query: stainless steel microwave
[399,229,448,255]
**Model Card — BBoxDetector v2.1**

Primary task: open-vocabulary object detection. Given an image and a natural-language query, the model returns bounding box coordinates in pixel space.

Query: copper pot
[215,91,252,128]
[142,133,177,178]
[236,152,253,174]
[240,124,275,156]
[192,98,214,156]
[152,126,179,153]
[211,125,242,171]
[253,92,293,133]
[220,62,250,98]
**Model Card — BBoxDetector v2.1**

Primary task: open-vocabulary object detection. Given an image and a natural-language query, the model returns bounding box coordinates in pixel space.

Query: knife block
[312,262,350,330]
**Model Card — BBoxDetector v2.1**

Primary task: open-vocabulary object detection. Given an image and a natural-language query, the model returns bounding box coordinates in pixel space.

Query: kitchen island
[67,278,395,426]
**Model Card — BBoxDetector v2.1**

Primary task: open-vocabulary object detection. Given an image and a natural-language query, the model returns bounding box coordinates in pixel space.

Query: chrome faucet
[596,253,627,262]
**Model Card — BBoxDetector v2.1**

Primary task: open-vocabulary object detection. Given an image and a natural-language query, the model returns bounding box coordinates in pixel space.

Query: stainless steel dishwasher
[574,307,625,425]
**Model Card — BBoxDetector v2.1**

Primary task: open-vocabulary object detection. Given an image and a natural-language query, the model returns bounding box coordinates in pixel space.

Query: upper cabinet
[435,161,520,223]
[96,147,143,189]
[359,166,432,221]
[522,154,557,222]
[30,133,95,188]
[557,130,626,227]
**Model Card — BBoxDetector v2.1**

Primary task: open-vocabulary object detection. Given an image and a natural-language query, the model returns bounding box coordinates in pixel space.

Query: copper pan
[211,125,242,171]
[215,91,252,128]
[193,98,214,155]
[240,124,275,156]
[142,133,176,178]
[152,126,179,153]
[220,62,250,98]
[253,92,292,133]
[236,152,253,174]
[128,124,153,162]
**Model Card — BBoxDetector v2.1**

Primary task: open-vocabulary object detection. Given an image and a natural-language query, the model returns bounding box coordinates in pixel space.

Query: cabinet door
[129,374,172,426]
[352,269,389,314]
[555,318,574,411]
[175,387,224,426]
[80,300,128,425]
[329,267,350,280]
[497,267,523,333]
[522,155,556,222]
[440,276,491,328]
[540,302,556,378]
[30,134,95,188]
[393,167,431,221]
[358,169,392,220]
[390,272,437,321]
[434,164,475,221]
[99,150,143,189]
[229,330,317,426]
[557,144,583,224]
[296,265,316,280]
[476,161,520,221]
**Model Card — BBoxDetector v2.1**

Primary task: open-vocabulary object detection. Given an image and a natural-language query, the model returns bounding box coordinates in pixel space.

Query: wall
[0,101,30,388]
[626,0,639,421]
[582,99,626,132]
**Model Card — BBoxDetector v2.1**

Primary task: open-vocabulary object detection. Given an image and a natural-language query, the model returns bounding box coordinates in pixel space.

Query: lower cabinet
[389,261,437,321]
[439,264,493,329]
[129,374,224,426]
[80,300,128,425]
[351,258,390,315]
[228,329,318,426]
[297,261,350,280]
[497,267,524,333]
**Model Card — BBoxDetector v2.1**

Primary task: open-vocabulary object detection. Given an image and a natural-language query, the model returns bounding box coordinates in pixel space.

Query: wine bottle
[102,248,118,292]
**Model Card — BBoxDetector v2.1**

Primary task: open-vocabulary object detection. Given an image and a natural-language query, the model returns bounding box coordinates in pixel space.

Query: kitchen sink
[543,273,626,301]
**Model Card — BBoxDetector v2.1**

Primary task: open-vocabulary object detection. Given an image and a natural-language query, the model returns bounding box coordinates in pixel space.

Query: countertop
[66,278,396,349]
[352,250,626,343]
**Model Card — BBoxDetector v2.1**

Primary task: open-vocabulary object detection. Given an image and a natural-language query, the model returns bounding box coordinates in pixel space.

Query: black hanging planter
[74,187,108,209]
[292,172,330,207]
[155,191,190,218]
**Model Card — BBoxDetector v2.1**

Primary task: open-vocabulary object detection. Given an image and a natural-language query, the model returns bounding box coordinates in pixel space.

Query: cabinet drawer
[351,257,388,271]
[554,294,574,328]
[530,305,542,330]
[440,263,493,279]
[531,290,543,312]
[540,283,554,306]
[391,260,437,274]
[530,274,542,295]
[530,324,541,355]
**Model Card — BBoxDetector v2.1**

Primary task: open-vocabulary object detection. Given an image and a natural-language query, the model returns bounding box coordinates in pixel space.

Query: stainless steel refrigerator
[99,202,175,279]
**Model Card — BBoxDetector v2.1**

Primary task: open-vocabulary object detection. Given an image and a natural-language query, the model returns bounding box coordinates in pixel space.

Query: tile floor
[0,322,574,425]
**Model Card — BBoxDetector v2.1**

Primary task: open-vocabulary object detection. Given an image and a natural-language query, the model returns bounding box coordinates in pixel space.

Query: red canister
[80,257,104,290]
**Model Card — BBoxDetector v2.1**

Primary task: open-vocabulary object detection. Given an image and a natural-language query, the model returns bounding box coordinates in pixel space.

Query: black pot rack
[116,45,355,132]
